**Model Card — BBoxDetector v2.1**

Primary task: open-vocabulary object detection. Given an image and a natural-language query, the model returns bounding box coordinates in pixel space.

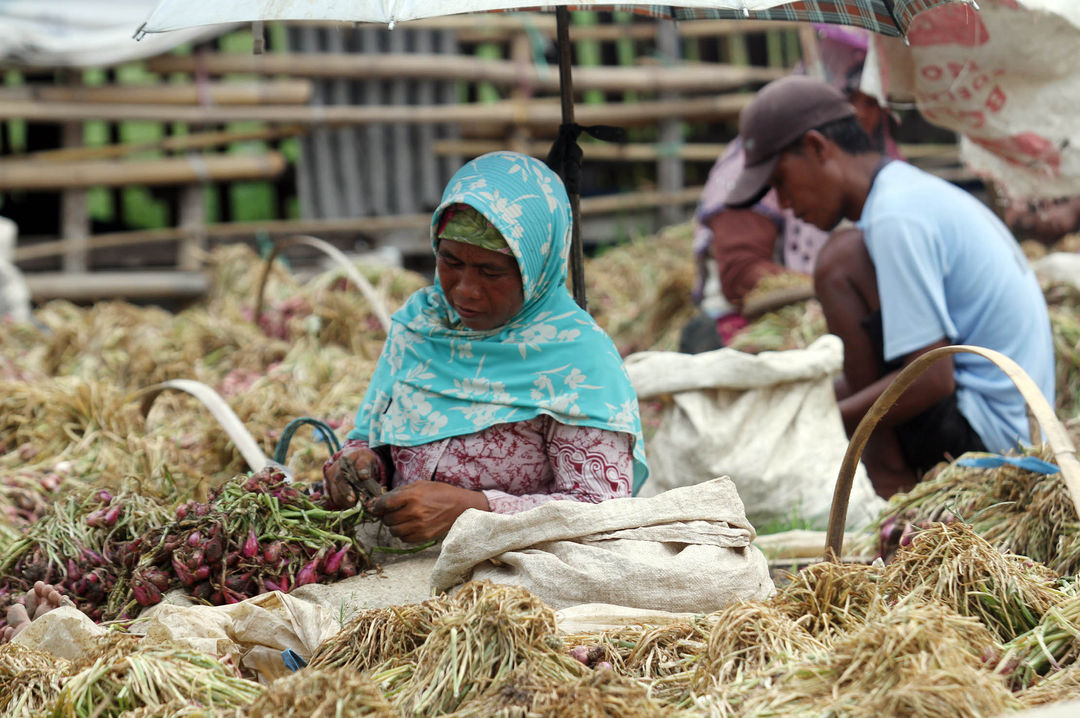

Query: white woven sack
[0,216,30,323]
[626,335,885,529]
[431,477,774,614]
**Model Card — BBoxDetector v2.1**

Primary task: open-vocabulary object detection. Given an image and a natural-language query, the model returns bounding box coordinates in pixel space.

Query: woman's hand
[370,481,489,543]
[324,445,384,509]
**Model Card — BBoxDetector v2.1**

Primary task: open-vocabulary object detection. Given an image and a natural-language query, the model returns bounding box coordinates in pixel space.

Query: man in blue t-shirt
[725,76,1055,499]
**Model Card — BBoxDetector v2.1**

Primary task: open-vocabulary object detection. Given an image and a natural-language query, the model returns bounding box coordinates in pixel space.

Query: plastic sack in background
[625,335,886,530]
[863,0,1080,201]
[0,217,30,323]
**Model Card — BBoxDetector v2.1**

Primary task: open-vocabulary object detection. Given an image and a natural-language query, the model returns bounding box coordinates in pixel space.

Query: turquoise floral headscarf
[349,151,648,493]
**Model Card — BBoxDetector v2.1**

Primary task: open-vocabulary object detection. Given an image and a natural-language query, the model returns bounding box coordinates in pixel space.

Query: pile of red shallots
[129,466,374,609]
[0,466,377,629]
[0,487,169,624]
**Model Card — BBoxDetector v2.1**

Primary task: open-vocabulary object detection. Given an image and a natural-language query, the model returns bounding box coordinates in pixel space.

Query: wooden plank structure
[0,15,970,303]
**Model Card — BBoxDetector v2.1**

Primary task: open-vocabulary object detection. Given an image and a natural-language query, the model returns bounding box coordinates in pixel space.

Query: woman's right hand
[324,445,384,509]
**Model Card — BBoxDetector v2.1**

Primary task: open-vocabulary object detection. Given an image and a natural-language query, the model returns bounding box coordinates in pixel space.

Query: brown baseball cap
[726,76,855,208]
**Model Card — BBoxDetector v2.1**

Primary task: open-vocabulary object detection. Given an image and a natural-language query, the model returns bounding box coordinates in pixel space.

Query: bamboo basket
[825,345,1080,558]
[254,235,392,334]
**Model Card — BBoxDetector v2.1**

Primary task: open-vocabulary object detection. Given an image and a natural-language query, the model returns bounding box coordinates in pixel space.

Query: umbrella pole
[556,6,587,310]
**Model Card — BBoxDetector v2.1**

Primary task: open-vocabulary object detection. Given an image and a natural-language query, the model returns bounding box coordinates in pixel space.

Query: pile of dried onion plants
[0,642,70,715]
[546,536,1058,716]
[526,669,681,718]
[727,299,828,354]
[10,560,1078,716]
[862,444,1080,577]
[246,667,391,717]
[1045,280,1080,419]
[687,525,1076,714]
[384,581,586,714]
[308,597,452,673]
[1,633,261,717]
[690,600,826,691]
[882,522,1066,643]
[559,616,715,707]
[117,702,245,717]
[53,643,263,717]
[585,222,699,356]
[703,599,1020,717]
[308,581,590,715]
[0,244,425,519]
[770,560,888,641]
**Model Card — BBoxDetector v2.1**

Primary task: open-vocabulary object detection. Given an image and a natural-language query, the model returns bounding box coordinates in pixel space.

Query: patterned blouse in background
[326,416,633,513]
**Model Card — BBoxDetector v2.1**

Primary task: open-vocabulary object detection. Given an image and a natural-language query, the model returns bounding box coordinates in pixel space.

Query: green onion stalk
[996,591,1080,690]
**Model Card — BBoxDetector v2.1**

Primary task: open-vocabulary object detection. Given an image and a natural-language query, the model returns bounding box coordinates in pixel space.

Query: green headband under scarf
[436,204,511,255]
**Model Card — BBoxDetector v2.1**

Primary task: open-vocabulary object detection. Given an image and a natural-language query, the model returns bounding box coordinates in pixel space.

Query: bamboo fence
[0,15,968,302]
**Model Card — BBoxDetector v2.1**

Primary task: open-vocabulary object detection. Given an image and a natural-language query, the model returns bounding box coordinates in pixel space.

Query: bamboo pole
[507,29,534,154]
[325,27,366,218]
[432,139,730,161]
[24,271,210,302]
[177,185,207,271]
[0,153,287,191]
[797,25,825,80]
[431,140,960,164]
[61,122,88,274]
[13,186,704,263]
[143,52,783,92]
[14,217,429,264]
[578,186,701,213]
[464,18,803,42]
[656,20,683,227]
[0,94,753,127]
[25,125,309,163]
[0,81,312,106]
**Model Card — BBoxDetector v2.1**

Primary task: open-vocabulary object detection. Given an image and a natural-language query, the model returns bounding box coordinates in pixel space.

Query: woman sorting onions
[323,151,648,543]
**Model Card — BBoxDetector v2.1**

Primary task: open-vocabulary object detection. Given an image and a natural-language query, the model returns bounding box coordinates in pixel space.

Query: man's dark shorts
[862,311,986,475]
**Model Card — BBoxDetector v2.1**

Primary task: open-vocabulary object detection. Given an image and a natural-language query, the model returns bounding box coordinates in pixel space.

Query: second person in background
[726,76,1055,499]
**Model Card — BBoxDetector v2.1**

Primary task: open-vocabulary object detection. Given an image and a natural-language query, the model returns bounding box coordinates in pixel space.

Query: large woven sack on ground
[14,591,337,684]
[625,335,886,529]
[431,478,775,613]
[1033,252,1080,287]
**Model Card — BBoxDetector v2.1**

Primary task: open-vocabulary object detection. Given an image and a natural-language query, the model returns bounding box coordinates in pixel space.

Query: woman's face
[436,239,524,331]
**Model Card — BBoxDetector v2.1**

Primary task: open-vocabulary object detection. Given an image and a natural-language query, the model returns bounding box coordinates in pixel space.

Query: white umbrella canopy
[138,1,971,37]
[0,0,223,68]
[136,1,975,307]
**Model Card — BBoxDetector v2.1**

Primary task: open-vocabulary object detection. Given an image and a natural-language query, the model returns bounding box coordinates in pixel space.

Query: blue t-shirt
[857,161,1055,453]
